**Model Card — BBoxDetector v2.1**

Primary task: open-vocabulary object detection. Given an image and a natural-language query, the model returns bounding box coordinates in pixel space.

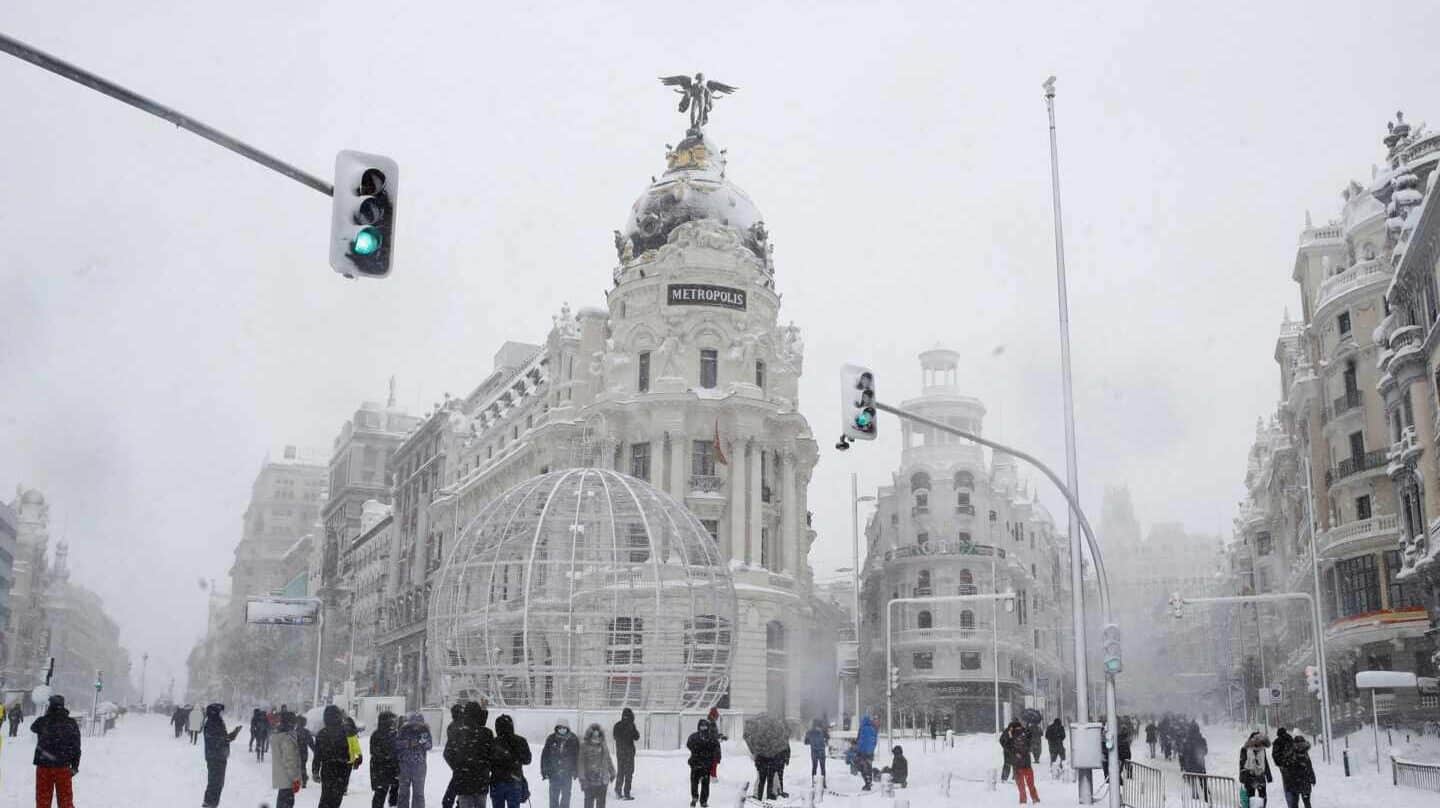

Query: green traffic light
[353,228,382,256]
[855,411,873,429]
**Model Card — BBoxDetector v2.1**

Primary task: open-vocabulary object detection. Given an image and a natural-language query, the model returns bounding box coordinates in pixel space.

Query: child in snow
[880,745,908,788]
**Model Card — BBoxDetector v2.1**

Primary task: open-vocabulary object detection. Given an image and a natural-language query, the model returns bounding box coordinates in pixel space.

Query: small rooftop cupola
[919,347,961,394]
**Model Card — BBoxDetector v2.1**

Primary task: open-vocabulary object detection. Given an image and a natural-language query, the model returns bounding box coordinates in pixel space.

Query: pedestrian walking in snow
[371,711,401,808]
[315,705,355,808]
[705,706,724,780]
[271,710,304,808]
[32,694,81,808]
[395,711,433,808]
[855,713,878,791]
[576,723,615,808]
[440,703,466,808]
[879,745,907,788]
[1045,718,1066,764]
[611,707,639,801]
[253,707,272,761]
[295,715,314,788]
[1277,734,1315,808]
[200,702,242,808]
[685,719,720,808]
[1002,720,1040,804]
[443,701,495,808]
[803,718,829,785]
[1239,732,1273,805]
[7,701,22,738]
[998,728,1011,783]
[1145,721,1158,758]
[490,714,532,808]
[188,703,204,745]
[541,720,580,808]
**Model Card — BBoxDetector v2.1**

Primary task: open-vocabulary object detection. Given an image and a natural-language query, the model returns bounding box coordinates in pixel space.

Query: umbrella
[743,715,791,758]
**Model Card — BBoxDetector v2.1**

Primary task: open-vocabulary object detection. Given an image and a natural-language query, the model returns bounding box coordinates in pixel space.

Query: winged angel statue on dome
[660,72,738,131]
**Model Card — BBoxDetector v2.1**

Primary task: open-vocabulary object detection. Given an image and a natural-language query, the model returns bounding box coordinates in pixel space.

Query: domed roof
[621,131,768,261]
[19,489,45,505]
[428,468,736,711]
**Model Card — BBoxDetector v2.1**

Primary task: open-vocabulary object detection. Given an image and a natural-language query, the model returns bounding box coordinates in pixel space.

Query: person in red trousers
[705,708,725,779]
[32,694,81,808]
[1001,720,1040,804]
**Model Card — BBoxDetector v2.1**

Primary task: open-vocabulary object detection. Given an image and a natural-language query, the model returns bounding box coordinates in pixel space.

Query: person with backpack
[395,712,434,808]
[577,723,616,808]
[32,694,81,808]
[1002,720,1039,804]
[371,711,401,808]
[803,719,829,785]
[1277,733,1316,808]
[685,719,720,808]
[612,707,639,801]
[315,705,356,808]
[1239,732,1273,805]
[491,714,533,808]
[443,701,494,808]
[200,703,243,808]
[1045,718,1067,764]
[541,719,580,808]
[271,710,304,808]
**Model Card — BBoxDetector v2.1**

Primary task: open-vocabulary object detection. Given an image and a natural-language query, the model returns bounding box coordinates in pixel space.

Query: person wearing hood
[271,710,304,808]
[188,702,204,744]
[444,700,495,808]
[1277,733,1315,808]
[371,711,401,808]
[441,702,467,808]
[1045,718,1067,764]
[395,711,434,808]
[705,707,724,780]
[576,723,616,808]
[612,707,639,801]
[879,745,908,788]
[315,705,356,808]
[803,719,829,784]
[1239,732,1273,804]
[9,700,23,738]
[32,694,81,808]
[491,714,533,808]
[346,715,364,770]
[250,707,266,754]
[542,719,581,808]
[685,719,720,808]
[1144,721,1158,758]
[200,702,242,808]
[855,713,878,790]
[1002,719,1040,804]
[295,714,315,787]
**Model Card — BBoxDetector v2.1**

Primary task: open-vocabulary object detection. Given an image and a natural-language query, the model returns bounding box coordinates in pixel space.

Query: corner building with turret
[374,121,831,721]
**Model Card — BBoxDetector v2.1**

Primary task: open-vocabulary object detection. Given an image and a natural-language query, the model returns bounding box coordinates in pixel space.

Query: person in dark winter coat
[295,715,314,787]
[8,701,23,738]
[1144,722,1158,758]
[542,720,581,808]
[443,701,495,808]
[441,703,467,808]
[703,713,724,781]
[879,745,908,788]
[998,729,1012,783]
[686,719,721,808]
[370,711,401,808]
[1239,732,1273,803]
[803,719,829,781]
[200,702,242,808]
[394,711,433,808]
[1277,734,1316,808]
[491,714,532,808]
[315,705,356,808]
[1045,718,1067,763]
[1002,720,1039,804]
[32,695,81,808]
[611,707,639,800]
[576,724,615,808]
[251,707,270,756]
[171,705,185,738]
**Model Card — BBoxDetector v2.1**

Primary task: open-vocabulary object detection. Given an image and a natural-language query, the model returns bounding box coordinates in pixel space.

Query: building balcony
[955,504,976,516]
[1314,258,1387,315]
[1388,426,1423,473]
[1330,389,1362,420]
[689,474,723,494]
[1325,450,1389,486]
[1385,325,1426,375]
[1324,607,1430,652]
[1316,513,1399,557]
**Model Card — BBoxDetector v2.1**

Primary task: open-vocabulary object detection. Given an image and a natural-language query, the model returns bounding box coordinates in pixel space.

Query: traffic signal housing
[841,363,878,441]
[889,665,900,691]
[330,150,399,278]
[1305,665,1321,696]
[1101,623,1123,675]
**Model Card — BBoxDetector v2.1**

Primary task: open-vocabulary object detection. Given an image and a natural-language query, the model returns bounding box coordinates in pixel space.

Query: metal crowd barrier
[1120,761,1166,808]
[1392,756,1440,793]
[1179,771,1241,808]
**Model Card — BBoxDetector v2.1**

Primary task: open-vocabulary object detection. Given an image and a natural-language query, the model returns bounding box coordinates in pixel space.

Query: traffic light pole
[1170,592,1332,756]
[873,400,1121,808]
[0,31,334,196]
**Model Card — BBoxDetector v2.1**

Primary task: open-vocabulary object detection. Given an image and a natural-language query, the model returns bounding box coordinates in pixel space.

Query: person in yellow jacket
[345,715,363,770]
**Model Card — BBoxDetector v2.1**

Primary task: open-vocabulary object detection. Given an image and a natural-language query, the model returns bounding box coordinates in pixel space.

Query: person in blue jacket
[803,719,829,785]
[855,714,878,791]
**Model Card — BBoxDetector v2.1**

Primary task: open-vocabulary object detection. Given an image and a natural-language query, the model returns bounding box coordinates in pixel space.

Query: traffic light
[1101,623,1123,675]
[1168,592,1185,619]
[889,666,900,691]
[840,363,878,442]
[1305,665,1321,696]
[330,150,399,278]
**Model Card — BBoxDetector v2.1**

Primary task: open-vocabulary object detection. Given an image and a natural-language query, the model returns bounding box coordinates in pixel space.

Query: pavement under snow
[1,714,1437,807]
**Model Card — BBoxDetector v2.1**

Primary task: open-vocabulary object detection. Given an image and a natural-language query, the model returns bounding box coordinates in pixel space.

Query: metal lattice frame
[428,468,737,711]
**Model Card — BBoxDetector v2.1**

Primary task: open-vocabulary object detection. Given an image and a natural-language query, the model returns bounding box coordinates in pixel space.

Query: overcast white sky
[4,0,1436,695]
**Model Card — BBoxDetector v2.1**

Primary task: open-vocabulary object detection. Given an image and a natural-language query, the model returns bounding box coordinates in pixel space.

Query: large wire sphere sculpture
[429,468,737,711]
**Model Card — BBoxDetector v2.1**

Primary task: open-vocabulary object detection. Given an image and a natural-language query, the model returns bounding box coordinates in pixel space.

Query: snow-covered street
[2,714,1438,808]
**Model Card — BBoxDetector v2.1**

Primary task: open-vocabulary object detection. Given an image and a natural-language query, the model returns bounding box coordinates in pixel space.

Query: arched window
[959,569,975,595]
[916,570,932,596]
[915,490,929,510]
[960,610,975,629]
[917,611,933,629]
[910,471,932,491]
[954,470,975,489]
[956,491,972,511]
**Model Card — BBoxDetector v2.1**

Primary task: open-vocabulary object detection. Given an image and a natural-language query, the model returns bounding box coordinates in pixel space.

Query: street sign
[1259,685,1283,705]
[245,596,320,626]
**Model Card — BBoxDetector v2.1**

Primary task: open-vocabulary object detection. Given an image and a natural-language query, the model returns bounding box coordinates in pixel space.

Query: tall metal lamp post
[851,473,876,725]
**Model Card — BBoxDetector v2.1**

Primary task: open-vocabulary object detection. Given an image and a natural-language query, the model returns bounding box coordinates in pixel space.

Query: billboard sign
[246,597,320,626]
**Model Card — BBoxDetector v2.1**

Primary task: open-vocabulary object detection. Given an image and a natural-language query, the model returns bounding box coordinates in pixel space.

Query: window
[755,359,766,390]
[606,617,644,665]
[700,519,719,545]
[912,651,934,670]
[960,609,975,629]
[626,524,650,563]
[916,570,932,596]
[957,491,972,508]
[630,442,651,481]
[1356,495,1372,521]
[1337,311,1351,337]
[915,490,929,510]
[1256,532,1272,556]
[1336,555,1380,617]
[955,471,975,489]
[1385,550,1424,609]
[958,569,975,595]
[917,610,933,629]
[699,349,718,389]
[1348,431,1365,462]
[691,440,716,477]
[960,652,981,670]
[637,351,651,393]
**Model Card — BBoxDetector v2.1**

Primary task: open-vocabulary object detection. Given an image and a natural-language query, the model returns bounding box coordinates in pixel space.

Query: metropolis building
[374,109,831,721]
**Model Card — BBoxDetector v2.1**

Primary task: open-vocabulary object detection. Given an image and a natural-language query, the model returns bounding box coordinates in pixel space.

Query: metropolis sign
[667,283,747,311]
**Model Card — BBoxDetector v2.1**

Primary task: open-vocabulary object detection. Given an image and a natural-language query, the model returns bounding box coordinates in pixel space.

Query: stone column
[1407,377,1440,524]
[781,450,798,575]
[747,441,763,569]
[729,438,747,564]
[670,431,687,498]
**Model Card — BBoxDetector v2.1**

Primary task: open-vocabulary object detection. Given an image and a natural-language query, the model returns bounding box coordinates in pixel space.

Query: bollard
[894,801,909,808]
[1343,748,1351,777]
[880,772,893,798]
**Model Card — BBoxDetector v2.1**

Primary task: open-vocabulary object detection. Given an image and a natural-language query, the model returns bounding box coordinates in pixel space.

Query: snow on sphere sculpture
[429,468,737,711]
